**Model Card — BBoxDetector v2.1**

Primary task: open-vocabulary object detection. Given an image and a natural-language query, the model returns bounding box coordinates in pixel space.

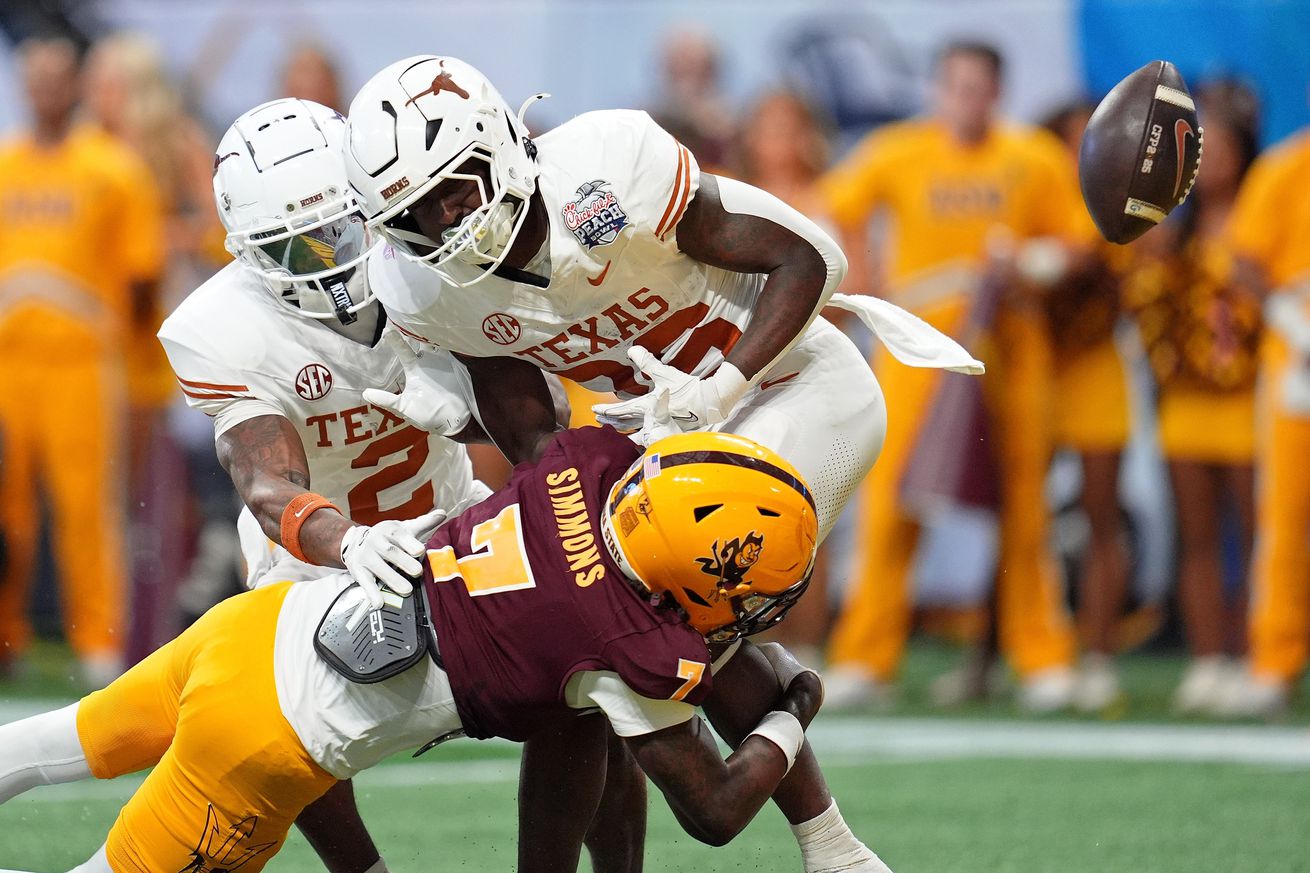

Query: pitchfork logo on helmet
[696,532,765,587]
[603,431,818,642]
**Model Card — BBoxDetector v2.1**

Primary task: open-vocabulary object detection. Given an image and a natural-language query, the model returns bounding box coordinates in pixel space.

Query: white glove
[618,388,679,448]
[363,333,472,436]
[339,508,447,610]
[592,346,750,432]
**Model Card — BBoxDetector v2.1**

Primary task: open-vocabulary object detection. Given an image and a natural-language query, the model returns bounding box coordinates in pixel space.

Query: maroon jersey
[420,426,712,741]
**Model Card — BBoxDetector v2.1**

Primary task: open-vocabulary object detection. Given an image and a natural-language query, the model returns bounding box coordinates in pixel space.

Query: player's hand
[363,334,472,436]
[592,346,749,432]
[757,641,822,697]
[339,509,448,609]
[620,388,679,447]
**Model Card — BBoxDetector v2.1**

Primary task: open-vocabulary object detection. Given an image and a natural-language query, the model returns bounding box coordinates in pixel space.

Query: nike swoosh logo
[294,504,314,518]
[1172,118,1194,201]
[759,371,801,391]
[672,411,700,423]
[587,261,612,286]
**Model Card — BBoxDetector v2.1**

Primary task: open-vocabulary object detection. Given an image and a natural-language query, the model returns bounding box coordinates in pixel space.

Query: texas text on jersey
[371,110,763,395]
[159,260,483,526]
[421,425,712,741]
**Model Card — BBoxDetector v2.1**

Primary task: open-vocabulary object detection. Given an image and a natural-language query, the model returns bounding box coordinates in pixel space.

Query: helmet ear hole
[681,587,712,608]
[425,119,443,150]
[756,507,781,518]
[693,504,723,523]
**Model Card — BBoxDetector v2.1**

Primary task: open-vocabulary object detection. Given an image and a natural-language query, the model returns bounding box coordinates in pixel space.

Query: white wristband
[746,710,804,774]
[711,361,751,408]
[363,858,389,873]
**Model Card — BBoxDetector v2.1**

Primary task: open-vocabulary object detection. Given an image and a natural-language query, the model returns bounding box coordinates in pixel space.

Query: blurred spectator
[817,41,1090,712]
[1121,82,1261,715]
[84,33,221,417]
[734,89,832,216]
[1041,99,1134,710]
[733,88,836,663]
[1219,78,1310,717]
[0,37,165,687]
[648,26,734,169]
[84,32,240,632]
[279,42,345,113]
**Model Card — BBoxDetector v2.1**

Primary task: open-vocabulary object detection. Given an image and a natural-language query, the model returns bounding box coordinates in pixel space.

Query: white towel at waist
[826,292,985,375]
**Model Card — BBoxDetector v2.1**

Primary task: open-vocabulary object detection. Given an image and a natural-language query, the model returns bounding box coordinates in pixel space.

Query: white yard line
[808,717,1310,767]
[2,698,1306,810]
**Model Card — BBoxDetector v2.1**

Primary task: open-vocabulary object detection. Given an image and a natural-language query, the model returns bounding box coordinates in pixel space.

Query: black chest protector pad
[314,583,431,683]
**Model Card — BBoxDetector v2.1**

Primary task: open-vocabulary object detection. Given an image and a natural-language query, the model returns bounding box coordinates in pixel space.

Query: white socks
[791,801,894,873]
[0,703,93,804]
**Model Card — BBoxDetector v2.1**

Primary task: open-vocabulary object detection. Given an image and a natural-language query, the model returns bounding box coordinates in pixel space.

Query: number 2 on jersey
[347,425,434,526]
[426,503,537,597]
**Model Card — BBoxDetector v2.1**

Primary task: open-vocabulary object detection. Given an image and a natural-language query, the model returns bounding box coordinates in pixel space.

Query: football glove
[339,508,447,611]
[592,346,749,432]
[363,332,472,437]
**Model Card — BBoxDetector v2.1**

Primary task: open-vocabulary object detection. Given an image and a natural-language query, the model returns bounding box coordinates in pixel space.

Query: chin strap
[320,275,359,326]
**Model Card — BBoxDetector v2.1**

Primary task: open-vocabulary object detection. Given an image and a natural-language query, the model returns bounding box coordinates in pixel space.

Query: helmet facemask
[378,141,532,288]
[701,568,813,644]
[229,198,378,324]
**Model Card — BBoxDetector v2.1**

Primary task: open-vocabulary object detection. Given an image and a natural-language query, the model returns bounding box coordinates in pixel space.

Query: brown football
[1079,60,1203,244]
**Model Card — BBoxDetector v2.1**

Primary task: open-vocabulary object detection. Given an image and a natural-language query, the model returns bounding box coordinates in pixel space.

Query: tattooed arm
[622,667,824,846]
[215,414,352,568]
[675,174,846,381]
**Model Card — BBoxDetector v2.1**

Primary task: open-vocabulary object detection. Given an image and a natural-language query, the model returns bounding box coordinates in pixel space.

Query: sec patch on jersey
[1078,60,1203,244]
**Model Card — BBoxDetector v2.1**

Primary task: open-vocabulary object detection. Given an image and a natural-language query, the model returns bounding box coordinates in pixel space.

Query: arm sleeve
[564,670,696,737]
[617,111,701,247]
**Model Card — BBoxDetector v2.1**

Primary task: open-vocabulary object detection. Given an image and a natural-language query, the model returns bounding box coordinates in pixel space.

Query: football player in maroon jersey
[0,426,893,873]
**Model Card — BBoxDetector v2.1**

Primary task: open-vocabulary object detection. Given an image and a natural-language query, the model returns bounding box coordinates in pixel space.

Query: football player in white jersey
[343,55,981,873]
[158,98,566,873]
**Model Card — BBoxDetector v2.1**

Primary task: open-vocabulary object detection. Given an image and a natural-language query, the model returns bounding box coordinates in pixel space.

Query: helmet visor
[248,210,372,280]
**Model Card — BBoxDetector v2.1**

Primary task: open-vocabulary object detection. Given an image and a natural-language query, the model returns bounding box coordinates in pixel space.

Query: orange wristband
[280,492,340,563]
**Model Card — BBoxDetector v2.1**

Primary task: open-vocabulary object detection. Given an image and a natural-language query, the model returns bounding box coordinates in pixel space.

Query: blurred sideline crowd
[2,24,1309,721]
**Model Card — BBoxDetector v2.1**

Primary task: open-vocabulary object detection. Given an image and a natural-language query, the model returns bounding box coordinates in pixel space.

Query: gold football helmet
[602,431,818,642]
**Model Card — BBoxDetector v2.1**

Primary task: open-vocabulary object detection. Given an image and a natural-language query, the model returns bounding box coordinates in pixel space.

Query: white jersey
[159,261,484,528]
[370,110,887,537]
[372,109,763,395]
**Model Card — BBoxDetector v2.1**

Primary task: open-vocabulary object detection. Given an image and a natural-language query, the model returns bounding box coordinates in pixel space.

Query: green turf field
[4,641,1309,872]
[2,714,1307,873]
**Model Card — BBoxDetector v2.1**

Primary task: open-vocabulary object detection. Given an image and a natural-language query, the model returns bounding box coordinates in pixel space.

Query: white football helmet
[344,55,541,287]
[215,98,377,323]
